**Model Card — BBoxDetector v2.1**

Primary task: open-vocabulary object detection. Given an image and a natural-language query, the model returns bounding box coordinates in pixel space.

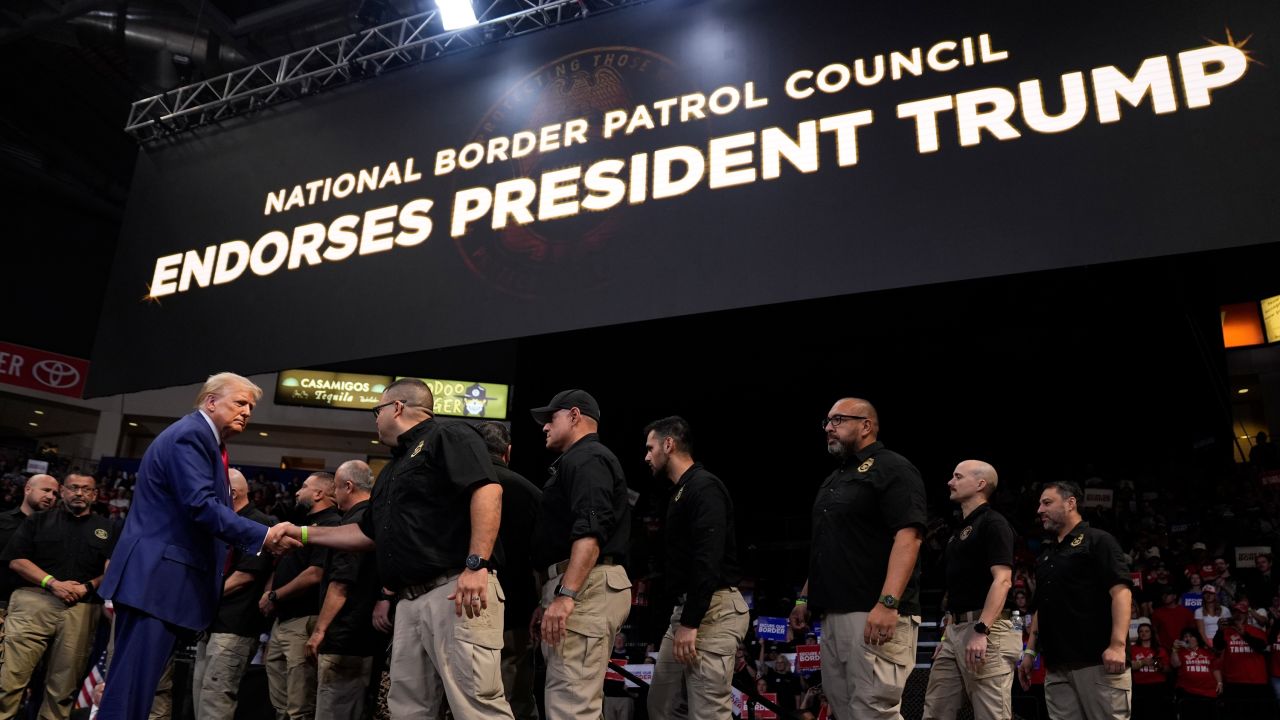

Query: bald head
[23,474,59,514]
[228,468,250,510]
[948,459,999,509]
[963,460,999,496]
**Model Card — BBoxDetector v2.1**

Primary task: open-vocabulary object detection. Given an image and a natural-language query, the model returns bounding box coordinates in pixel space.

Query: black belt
[952,609,1012,624]
[398,571,461,601]
[549,556,617,578]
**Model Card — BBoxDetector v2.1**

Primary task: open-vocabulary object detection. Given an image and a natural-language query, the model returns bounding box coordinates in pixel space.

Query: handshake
[263,522,305,555]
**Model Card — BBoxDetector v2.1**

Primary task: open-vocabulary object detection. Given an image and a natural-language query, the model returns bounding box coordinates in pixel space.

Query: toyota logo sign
[32,360,81,389]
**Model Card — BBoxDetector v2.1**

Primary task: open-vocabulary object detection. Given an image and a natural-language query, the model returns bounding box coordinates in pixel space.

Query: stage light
[371,440,379,444]
[259,432,269,437]
[1237,388,1249,394]
[28,422,38,427]
[437,0,478,30]
[33,410,44,415]
[128,422,139,427]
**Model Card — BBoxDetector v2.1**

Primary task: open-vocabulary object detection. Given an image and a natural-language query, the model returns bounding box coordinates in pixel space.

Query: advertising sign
[0,341,89,399]
[1083,489,1114,509]
[276,370,391,410]
[90,0,1280,395]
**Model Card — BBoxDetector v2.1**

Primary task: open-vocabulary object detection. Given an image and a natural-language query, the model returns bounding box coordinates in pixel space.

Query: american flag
[76,602,115,710]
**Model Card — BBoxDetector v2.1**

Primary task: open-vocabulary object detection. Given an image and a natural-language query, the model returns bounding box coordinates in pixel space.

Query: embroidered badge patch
[410,440,425,458]
[857,458,875,473]
[673,485,685,502]
[959,526,973,540]
[1071,534,1084,547]
[95,529,108,540]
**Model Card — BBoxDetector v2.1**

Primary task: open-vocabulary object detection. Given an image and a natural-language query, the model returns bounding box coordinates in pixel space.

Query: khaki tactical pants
[501,627,539,720]
[647,589,750,720]
[193,632,259,720]
[923,618,1020,720]
[822,611,920,720]
[1044,663,1131,720]
[267,615,318,720]
[316,653,374,720]
[0,588,101,720]
[540,565,632,720]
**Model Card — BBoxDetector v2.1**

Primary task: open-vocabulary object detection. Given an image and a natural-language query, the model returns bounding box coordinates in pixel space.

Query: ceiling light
[259,432,269,437]
[128,422,139,427]
[1237,388,1249,394]
[33,410,44,415]
[28,422,38,427]
[436,0,478,30]
[371,440,379,444]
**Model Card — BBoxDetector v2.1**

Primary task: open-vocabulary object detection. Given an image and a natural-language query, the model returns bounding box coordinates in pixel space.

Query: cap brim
[530,407,555,424]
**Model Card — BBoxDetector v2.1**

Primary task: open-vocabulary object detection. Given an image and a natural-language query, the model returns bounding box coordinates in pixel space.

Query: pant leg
[198,633,258,720]
[37,600,99,720]
[845,612,918,720]
[192,637,210,720]
[0,604,8,670]
[965,618,1020,720]
[424,574,514,720]
[0,589,61,718]
[97,604,182,720]
[315,654,373,720]
[146,659,173,720]
[387,595,435,720]
[267,620,291,720]
[281,616,319,720]
[820,612,856,720]
[922,624,964,720]
[500,628,539,720]
[541,566,631,720]
[1071,664,1130,720]
[647,606,683,720]
[685,590,749,720]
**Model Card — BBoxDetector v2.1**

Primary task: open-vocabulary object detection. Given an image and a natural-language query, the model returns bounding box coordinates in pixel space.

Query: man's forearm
[469,484,501,559]
[314,581,349,634]
[224,570,256,596]
[980,566,1013,625]
[297,523,375,552]
[880,528,923,601]
[1109,585,1131,646]
[274,566,323,601]
[559,536,601,592]
[10,558,51,586]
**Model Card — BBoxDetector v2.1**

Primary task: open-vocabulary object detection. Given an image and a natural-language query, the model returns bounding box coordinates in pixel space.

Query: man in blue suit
[97,372,299,720]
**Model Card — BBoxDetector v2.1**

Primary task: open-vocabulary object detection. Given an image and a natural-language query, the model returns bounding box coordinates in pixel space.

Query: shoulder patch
[1071,533,1084,547]
[857,457,875,473]
[95,528,108,540]
[959,525,973,540]
[410,440,425,458]
[673,485,685,502]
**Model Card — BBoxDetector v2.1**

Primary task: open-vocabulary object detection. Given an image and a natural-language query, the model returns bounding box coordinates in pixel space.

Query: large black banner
[89,0,1280,395]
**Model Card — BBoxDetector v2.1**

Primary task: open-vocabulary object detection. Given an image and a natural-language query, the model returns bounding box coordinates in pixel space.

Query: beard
[826,437,851,458]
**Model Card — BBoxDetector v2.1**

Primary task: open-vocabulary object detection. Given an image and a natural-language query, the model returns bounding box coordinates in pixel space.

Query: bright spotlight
[437,0,478,30]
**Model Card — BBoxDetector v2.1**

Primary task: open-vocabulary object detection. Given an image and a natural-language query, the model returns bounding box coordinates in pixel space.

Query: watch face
[882,595,897,608]
[466,555,480,570]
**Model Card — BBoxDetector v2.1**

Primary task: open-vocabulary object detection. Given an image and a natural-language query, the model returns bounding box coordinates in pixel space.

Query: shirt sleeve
[679,479,733,628]
[1090,531,1132,588]
[983,515,1016,569]
[567,455,622,543]
[439,424,499,492]
[878,462,927,533]
[327,550,361,585]
[0,515,37,565]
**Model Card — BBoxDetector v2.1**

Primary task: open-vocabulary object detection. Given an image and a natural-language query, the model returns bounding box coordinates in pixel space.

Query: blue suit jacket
[101,412,269,630]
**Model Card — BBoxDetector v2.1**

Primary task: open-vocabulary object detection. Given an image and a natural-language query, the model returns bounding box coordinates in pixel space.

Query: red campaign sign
[605,659,625,683]
[0,341,89,398]
[795,644,821,671]
[752,693,778,720]
[1130,571,1143,590]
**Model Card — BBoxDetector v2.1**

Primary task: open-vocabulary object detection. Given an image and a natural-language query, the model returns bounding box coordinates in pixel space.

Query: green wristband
[301,526,309,545]
[41,574,53,589]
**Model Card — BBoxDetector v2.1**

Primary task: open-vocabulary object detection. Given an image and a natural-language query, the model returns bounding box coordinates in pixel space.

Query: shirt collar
[197,409,221,444]
[392,418,436,456]
[1053,520,1089,545]
[842,440,883,467]
[674,462,703,489]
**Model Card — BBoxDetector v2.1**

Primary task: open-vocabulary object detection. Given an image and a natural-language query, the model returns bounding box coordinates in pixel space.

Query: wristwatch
[465,554,491,571]
[878,594,898,610]
[554,584,580,600]
[973,621,991,636]
[379,590,397,602]
[267,590,278,602]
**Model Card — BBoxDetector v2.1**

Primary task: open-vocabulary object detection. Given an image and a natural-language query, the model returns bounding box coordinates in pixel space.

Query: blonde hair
[194,372,262,408]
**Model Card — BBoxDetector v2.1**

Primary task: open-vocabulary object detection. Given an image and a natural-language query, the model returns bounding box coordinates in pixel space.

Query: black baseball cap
[530,389,601,424]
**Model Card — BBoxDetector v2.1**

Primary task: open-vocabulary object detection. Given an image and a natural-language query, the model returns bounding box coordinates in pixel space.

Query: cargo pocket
[698,591,750,656]
[1093,668,1132,717]
[866,616,916,667]
[973,618,1019,680]
[452,622,505,700]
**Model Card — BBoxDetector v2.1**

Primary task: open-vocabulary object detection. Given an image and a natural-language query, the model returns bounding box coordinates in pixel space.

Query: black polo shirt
[495,462,543,627]
[1,505,115,600]
[943,503,1016,616]
[273,506,341,620]
[665,463,741,627]
[0,506,30,603]
[1033,521,1131,667]
[532,434,631,569]
[358,418,500,590]
[210,505,274,637]
[320,501,384,657]
[809,441,927,615]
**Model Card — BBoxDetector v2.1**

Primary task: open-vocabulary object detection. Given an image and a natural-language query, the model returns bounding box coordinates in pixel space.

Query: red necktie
[219,443,234,576]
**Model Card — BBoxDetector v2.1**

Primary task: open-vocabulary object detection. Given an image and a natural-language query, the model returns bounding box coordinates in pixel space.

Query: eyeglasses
[65,485,97,495]
[821,414,867,429]
[370,400,430,418]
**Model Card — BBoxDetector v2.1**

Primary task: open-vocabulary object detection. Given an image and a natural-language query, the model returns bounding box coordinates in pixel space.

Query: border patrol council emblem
[1071,534,1084,547]
[959,526,973,541]
[411,440,425,458]
[857,458,875,473]
[95,529,108,540]
[673,485,685,502]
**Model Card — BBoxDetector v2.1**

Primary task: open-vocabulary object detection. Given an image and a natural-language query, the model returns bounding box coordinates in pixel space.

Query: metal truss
[123,0,649,143]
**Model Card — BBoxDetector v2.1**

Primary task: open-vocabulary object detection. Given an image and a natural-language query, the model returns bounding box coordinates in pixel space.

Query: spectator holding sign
[1169,627,1221,720]
[642,416,750,720]
[790,398,926,720]
[923,460,1018,720]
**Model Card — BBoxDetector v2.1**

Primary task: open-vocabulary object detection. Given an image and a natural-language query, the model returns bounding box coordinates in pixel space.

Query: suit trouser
[315,654,373,720]
[1043,664,1131,720]
[388,573,513,720]
[0,588,101,720]
[647,589,751,720]
[500,628,539,720]
[192,633,259,720]
[540,565,632,720]
[98,604,184,720]
[266,616,318,720]
[922,618,1020,720]
[822,611,920,720]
